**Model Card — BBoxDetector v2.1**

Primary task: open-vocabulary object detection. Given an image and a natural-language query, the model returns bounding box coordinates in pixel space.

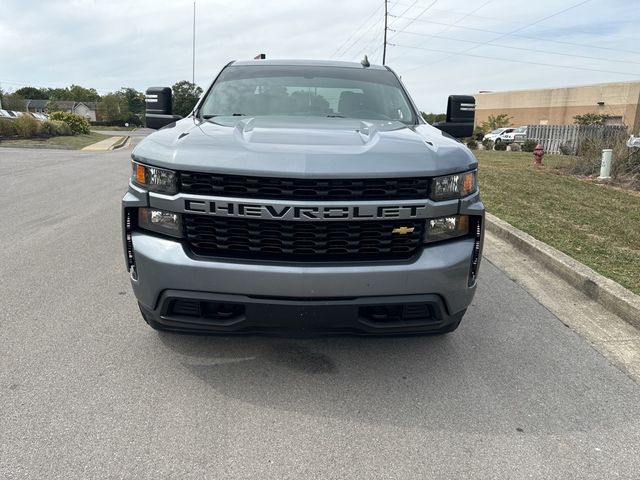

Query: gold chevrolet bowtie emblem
[392,226,415,235]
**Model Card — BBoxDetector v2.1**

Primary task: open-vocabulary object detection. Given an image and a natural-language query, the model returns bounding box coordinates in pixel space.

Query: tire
[494,138,501,144]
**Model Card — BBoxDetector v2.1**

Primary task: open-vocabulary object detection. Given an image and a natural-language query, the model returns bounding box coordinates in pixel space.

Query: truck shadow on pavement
[153,299,640,435]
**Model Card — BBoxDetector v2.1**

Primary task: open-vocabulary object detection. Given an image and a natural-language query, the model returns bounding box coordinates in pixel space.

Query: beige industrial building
[475,80,640,132]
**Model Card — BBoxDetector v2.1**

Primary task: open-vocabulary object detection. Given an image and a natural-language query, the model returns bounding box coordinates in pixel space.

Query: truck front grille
[180,172,429,200]
[184,215,424,261]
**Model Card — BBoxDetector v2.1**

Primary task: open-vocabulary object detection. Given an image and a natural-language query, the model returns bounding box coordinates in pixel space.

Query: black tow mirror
[145,87,183,129]
[433,95,475,139]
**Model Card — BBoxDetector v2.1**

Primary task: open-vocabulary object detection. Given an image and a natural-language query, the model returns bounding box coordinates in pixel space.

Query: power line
[395,2,637,40]
[389,42,640,76]
[371,0,418,64]
[393,28,640,66]
[419,0,595,68]
[387,15,640,56]
[337,18,385,60]
[390,0,491,64]
[388,0,438,40]
[352,20,387,60]
[331,2,386,58]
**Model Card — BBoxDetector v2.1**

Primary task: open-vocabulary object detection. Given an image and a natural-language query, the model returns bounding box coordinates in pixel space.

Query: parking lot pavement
[1,145,639,479]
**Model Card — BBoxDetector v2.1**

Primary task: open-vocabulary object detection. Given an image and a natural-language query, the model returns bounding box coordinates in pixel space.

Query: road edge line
[485,212,640,330]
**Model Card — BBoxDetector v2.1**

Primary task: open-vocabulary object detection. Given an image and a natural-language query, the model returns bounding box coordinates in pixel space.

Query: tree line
[0,81,203,125]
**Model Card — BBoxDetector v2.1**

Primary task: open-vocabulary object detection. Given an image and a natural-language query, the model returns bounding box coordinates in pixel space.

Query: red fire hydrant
[533,144,544,167]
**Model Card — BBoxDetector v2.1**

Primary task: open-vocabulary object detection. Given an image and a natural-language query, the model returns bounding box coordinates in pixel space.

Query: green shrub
[48,111,91,135]
[509,142,521,152]
[0,118,16,137]
[558,143,573,155]
[494,141,507,151]
[472,127,486,141]
[42,120,73,137]
[522,139,537,152]
[466,139,478,150]
[13,115,41,138]
[482,139,494,150]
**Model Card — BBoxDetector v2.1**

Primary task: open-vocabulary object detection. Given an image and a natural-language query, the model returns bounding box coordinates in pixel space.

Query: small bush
[0,118,16,137]
[466,139,478,150]
[42,120,73,137]
[522,139,537,152]
[472,127,486,141]
[568,132,633,178]
[13,115,41,138]
[48,111,91,135]
[482,139,494,150]
[559,143,573,155]
[509,142,521,152]
[494,141,507,151]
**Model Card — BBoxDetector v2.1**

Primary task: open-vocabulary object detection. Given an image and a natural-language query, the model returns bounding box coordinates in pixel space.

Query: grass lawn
[476,150,640,295]
[0,132,109,150]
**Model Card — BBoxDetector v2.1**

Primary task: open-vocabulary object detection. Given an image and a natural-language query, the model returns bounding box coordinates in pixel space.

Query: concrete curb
[81,136,125,151]
[485,212,640,330]
[111,136,129,150]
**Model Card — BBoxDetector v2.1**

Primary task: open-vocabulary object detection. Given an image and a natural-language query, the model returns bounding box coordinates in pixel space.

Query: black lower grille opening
[169,299,244,320]
[184,215,424,261]
[171,299,201,317]
[360,303,434,322]
[201,302,244,320]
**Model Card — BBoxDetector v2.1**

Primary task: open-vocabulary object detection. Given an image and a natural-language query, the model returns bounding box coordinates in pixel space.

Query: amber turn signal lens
[458,214,469,232]
[462,172,474,193]
[136,164,146,184]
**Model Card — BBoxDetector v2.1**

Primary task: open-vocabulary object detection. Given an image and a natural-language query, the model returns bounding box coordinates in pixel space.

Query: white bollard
[598,149,613,180]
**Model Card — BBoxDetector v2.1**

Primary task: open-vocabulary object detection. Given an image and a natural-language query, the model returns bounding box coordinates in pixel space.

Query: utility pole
[192,2,196,85]
[382,0,388,65]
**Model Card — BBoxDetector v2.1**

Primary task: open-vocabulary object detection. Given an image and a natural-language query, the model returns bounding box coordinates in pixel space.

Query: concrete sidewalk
[81,136,126,151]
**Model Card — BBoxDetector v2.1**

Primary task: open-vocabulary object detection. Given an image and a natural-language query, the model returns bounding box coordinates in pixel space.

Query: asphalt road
[1,142,639,479]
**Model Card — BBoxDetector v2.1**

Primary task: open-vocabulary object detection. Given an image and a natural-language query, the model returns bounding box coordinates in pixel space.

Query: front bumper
[128,232,479,333]
[123,187,484,334]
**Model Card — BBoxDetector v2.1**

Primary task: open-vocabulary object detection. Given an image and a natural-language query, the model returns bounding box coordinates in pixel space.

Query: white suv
[483,127,514,143]
[499,126,527,144]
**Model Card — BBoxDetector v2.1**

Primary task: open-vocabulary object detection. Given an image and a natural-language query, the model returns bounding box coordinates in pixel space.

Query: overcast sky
[1,0,639,111]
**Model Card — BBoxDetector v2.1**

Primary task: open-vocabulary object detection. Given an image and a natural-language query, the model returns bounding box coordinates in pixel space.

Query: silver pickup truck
[122,59,484,335]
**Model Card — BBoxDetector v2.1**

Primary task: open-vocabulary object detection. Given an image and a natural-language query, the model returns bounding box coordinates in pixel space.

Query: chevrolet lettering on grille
[184,199,431,221]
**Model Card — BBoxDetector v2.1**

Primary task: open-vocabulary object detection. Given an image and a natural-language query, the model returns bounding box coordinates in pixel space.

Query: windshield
[199,65,416,124]
[515,127,526,133]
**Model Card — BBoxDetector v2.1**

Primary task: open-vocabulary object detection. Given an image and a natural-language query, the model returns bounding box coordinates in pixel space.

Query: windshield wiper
[202,113,246,119]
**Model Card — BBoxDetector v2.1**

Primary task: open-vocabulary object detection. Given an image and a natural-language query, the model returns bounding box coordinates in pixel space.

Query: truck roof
[230,59,389,70]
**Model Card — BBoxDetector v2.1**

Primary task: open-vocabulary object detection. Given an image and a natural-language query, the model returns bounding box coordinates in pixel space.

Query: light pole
[382,0,388,65]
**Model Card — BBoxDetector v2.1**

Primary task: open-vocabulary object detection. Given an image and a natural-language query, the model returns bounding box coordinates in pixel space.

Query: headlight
[430,170,477,201]
[424,215,469,243]
[131,161,178,194]
[138,208,183,238]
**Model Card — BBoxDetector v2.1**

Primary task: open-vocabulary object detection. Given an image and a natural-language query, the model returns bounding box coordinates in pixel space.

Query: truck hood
[132,116,477,178]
